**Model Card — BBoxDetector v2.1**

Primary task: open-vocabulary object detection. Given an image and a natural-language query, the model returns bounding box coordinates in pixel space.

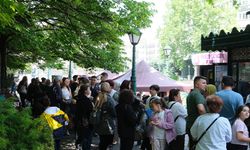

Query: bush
[0,98,54,150]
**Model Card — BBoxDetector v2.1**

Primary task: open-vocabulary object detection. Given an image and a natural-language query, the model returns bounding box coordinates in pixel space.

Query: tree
[159,0,237,77]
[0,0,153,89]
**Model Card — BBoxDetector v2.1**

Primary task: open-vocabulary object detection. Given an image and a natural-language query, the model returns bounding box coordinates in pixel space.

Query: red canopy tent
[113,60,192,92]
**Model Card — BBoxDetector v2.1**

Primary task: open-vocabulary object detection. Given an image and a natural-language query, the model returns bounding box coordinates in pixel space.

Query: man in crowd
[90,76,99,100]
[106,80,119,105]
[100,72,108,83]
[70,75,79,95]
[216,76,244,124]
[186,76,207,148]
[145,84,160,109]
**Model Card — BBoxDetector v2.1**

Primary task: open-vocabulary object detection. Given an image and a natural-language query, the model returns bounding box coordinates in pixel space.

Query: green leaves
[0,99,53,150]
[159,0,237,73]
[1,0,153,72]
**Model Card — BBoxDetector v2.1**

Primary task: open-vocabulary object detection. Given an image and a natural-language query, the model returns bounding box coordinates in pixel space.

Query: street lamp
[163,46,172,57]
[128,30,142,94]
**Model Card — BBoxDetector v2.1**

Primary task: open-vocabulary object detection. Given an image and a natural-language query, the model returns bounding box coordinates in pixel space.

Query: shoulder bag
[191,116,220,150]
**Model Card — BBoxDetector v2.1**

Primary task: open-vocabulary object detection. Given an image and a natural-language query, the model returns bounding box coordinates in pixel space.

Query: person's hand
[150,120,160,126]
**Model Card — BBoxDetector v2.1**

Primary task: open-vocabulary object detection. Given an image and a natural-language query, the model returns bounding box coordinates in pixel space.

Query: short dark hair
[101,72,108,77]
[194,76,207,85]
[119,89,134,104]
[149,84,160,92]
[222,76,234,87]
[206,95,223,113]
[73,75,78,81]
[169,89,180,102]
[78,77,89,84]
[91,76,97,79]
[41,77,46,82]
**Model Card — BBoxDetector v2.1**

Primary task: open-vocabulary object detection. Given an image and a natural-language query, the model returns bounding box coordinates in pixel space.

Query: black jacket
[76,95,93,126]
[116,103,137,139]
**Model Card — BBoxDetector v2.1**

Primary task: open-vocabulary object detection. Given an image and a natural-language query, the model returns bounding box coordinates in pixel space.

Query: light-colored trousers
[152,139,166,150]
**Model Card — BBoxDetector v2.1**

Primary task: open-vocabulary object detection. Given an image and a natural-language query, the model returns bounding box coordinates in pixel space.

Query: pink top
[231,118,249,146]
[150,109,177,144]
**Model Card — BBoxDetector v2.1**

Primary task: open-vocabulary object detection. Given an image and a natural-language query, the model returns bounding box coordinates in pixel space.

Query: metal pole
[131,45,136,94]
[69,61,72,79]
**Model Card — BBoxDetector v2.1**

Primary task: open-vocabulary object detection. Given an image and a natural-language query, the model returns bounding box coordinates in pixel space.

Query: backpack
[94,100,114,135]
[89,108,102,125]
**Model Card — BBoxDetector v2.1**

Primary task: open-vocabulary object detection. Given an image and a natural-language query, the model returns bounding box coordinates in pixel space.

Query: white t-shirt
[152,111,166,140]
[62,87,72,101]
[191,113,232,150]
[167,101,187,135]
[231,118,249,146]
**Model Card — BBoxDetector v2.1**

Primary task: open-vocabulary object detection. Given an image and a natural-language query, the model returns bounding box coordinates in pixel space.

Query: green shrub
[0,98,54,150]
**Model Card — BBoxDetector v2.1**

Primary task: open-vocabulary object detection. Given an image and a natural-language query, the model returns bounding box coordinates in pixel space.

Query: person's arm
[236,132,250,142]
[177,103,188,118]
[224,119,232,142]
[197,104,206,115]
[194,93,206,115]
[157,110,175,130]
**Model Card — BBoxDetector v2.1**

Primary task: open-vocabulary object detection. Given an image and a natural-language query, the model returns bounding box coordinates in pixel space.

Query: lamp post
[163,46,172,57]
[128,30,142,94]
[68,61,72,79]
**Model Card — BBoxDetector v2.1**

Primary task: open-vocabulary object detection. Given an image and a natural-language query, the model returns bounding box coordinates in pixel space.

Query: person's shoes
[112,141,118,145]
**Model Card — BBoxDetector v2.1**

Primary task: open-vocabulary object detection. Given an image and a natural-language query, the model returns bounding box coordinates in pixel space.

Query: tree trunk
[0,35,7,91]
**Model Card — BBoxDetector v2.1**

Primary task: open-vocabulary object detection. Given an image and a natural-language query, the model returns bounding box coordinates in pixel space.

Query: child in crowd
[228,105,250,150]
[149,98,176,150]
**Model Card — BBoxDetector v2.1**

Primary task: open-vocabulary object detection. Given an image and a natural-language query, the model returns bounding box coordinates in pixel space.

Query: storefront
[201,25,250,99]
[191,51,228,90]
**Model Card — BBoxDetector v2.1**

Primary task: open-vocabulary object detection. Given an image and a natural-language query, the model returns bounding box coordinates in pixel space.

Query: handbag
[191,116,220,150]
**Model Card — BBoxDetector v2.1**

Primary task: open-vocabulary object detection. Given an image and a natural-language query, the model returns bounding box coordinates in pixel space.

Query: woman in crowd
[120,80,131,91]
[17,76,28,107]
[116,89,137,150]
[228,105,250,150]
[191,95,231,150]
[149,98,176,150]
[204,84,217,98]
[75,84,94,150]
[61,78,72,116]
[95,82,116,150]
[167,89,187,150]
[41,94,69,150]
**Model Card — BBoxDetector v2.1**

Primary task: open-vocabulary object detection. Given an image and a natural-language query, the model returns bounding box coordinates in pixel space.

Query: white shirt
[191,113,232,150]
[231,118,249,146]
[167,101,187,135]
[153,111,166,140]
[62,87,72,101]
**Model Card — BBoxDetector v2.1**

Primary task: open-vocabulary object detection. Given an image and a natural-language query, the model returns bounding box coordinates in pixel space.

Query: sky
[123,0,168,65]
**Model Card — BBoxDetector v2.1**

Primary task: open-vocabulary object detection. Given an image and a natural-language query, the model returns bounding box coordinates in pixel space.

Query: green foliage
[0,99,53,150]
[0,0,153,72]
[159,0,237,73]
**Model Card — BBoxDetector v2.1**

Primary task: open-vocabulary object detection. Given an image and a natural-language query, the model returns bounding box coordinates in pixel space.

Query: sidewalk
[61,134,189,150]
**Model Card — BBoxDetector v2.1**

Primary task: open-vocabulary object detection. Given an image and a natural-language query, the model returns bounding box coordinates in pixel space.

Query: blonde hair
[95,82,110,108]
[205,84,217,96]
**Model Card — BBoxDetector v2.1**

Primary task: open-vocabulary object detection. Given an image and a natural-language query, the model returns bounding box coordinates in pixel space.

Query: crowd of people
[14,73,250,150]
